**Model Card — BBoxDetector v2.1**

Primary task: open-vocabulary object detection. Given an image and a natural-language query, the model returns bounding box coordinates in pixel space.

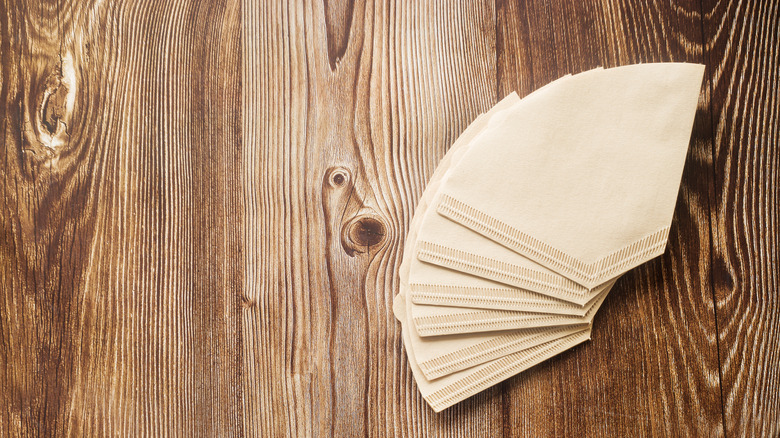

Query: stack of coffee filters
[394,63,705,412]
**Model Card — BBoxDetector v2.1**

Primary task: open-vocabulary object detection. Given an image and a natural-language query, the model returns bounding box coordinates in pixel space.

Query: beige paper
[414,192,612,304]
[398,92,523,288]
[402,94,606,369]
[409,70,616,305]
[413,287,607,379]
[437,63,705,288]
[413,323,589,380]
[412,278,614,336]
[394,292,591,412]
[393,87,598,411]
[410,273,593,315]
[394,73,624,411]
[399,73,585,291]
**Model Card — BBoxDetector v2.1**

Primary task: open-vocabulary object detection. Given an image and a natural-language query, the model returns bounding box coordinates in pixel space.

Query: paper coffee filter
[409,271,592,315]
[409,70,617,306]
[392,63,699,412]
[398,71,586,289]
[399,94,612,384]
[412,277,615,336]
[393,292,591,412]
[413,286,609,379]
[414,191,613,305]
[398,92,523,287]
[409,274,592,315]
[392,74,605,412]
[437,63,705,288]
[412,322,589,380]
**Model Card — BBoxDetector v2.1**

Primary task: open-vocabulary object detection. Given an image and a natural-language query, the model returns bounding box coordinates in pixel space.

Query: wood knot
[325,167,351,189]
[41,82,68,135]
[342,215,387,256]
[323,0,355,69]
[34,53,76,151]
[240,295,256,309]
[349,217,385,247]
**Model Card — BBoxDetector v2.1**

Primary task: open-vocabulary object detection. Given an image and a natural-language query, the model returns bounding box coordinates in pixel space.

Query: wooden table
[1,0,777,436]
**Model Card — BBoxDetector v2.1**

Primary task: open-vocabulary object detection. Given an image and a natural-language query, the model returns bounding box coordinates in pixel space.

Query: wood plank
[3,0,776,435]
[702,0,780,435]
[495,0,724,435]
[242,0,513,435]
[0,0,243,435]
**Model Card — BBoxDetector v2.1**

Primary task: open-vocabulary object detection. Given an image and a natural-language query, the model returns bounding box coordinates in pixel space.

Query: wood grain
[703,0,780,435]
[1,0,777,435]
[242,1,512,435]
[0,0,242,435]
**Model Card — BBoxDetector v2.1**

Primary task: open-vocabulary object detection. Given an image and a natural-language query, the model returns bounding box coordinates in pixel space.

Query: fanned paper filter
[393,63,703,412]
[394,292,592,413]
[408,72,613,312]
[436,63,704,288]
[408,287,610,381]
[410,70,615,306]
[395,89,600,413]
[411,280,614,336]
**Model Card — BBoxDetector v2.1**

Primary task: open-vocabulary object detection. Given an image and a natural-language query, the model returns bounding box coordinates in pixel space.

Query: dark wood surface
[2,0,778,436]
[1,0,243,435]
